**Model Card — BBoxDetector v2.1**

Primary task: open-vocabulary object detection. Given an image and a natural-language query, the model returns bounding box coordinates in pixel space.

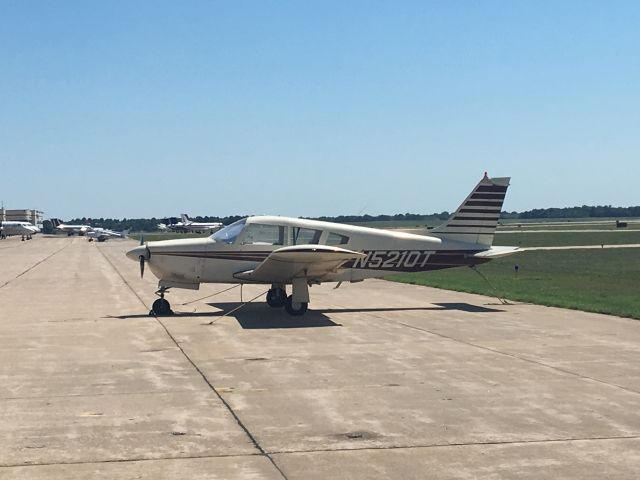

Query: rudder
[430,174,510,247]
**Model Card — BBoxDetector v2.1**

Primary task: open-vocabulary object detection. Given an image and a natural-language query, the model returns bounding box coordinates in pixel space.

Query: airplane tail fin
[429,174,510,247]
[50,218,61,228]
[181,213,191,224]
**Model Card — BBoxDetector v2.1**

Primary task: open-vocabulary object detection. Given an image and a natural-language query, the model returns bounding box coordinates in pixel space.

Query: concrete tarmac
[1,236,640,479]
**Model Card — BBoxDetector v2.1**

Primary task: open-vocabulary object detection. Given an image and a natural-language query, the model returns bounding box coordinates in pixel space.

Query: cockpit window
[211,218,246,244]
[326,232,349,245]
[241,224,285,245]
[292,227,321,245]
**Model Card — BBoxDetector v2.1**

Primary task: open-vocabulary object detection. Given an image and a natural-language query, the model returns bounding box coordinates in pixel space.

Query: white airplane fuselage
[56,224,91,235]
[128,216,490,289]
[0,221,40,239]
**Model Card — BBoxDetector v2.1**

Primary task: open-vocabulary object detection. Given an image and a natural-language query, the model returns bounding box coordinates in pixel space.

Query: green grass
[387,248,640,319]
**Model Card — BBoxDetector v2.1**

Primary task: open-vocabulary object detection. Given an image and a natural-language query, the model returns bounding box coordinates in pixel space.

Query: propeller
[139,255,145,278]
[138,235,151,278]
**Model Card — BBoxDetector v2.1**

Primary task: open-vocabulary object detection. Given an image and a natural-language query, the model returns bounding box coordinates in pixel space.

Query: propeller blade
[140,235,144,246]
[139,255,145,278]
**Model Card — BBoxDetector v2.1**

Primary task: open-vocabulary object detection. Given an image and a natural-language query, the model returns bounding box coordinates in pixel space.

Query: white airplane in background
[0,221,40,240]
[50,218,93,236]
[127,174,518,316]
[179,214,224,234]
[87,228,129,242]
[158,215,224,234]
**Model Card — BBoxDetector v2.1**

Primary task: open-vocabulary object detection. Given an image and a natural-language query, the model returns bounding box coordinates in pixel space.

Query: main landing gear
[150,286,173,316]
[265,284,308,316]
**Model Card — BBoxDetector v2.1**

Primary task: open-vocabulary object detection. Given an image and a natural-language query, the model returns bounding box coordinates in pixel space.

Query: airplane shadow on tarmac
[206,302,340,329]
[107,302,503,329]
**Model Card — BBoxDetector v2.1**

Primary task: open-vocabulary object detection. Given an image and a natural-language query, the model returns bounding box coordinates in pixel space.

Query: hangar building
[0,208,44,228]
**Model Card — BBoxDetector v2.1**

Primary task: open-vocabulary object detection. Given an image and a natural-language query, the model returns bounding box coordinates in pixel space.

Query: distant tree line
[56,205,639,232]
[312,212,452,224]
[517,205,640,219]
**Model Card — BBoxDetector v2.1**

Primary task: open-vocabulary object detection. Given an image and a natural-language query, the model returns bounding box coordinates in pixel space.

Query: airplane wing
[233,245,365,283]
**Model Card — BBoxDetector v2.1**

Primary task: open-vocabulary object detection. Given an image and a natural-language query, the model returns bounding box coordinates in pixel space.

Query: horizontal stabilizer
[473,246,520,258]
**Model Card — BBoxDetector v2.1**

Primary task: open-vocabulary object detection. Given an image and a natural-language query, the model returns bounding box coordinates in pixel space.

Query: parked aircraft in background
[87,228,129,242]
[127,174,518,316]
[0,221,40,240]
[50,219,92,236]
[157,214,224,234]
[179,214,224,233]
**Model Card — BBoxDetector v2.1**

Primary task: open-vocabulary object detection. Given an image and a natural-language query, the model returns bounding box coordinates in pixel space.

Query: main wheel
[266,288,287,308]
[284,295,308,316]
[151,298,173,316]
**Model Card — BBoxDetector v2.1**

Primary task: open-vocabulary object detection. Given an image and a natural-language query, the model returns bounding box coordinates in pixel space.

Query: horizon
[59,203,640,224]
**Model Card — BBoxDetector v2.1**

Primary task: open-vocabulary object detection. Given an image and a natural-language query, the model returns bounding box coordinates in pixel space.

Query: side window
[326,232,349,245]
[242,224,285,245]
[292,227,321,245]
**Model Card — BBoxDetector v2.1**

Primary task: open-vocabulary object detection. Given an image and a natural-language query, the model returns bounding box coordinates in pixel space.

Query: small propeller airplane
[50,218,93,236]
[87,227,129,242]
[126,174,519,316]
[157,214,224,234]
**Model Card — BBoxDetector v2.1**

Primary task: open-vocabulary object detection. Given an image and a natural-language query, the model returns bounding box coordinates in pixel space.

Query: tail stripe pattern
[429,174,510,247]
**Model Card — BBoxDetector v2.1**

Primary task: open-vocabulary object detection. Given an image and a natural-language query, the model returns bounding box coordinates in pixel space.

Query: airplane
[179,214,224,234]
[158,215,224,234]
[87,228,129,242]
[126,174,518,316]
[0,221,40,240]
[50,218,93,236]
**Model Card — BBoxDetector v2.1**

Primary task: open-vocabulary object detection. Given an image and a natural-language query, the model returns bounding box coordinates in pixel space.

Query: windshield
[211,218,246,244]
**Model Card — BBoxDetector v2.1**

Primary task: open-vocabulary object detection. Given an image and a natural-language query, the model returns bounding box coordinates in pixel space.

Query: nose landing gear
[150,286,174,316]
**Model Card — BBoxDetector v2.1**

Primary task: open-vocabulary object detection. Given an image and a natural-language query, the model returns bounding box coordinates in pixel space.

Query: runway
[1,236,640,479]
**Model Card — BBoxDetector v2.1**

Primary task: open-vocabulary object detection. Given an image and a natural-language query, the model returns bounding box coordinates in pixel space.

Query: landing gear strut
[150,286,173,316]
[283,278,309,316]
[266,285,287,308]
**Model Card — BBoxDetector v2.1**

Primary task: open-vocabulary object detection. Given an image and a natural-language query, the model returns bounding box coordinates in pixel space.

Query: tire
[284,295,308,316]
[152,298,172,315]
[266,288,286,308]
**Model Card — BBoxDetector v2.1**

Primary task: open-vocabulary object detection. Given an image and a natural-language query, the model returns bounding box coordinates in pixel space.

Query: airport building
[0,208,44,228]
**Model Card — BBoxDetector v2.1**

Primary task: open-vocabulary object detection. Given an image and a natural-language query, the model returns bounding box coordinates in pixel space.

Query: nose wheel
[150,287,174,316]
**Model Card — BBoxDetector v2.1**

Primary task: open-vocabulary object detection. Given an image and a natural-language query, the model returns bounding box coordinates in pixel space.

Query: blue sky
[1,1,638,219]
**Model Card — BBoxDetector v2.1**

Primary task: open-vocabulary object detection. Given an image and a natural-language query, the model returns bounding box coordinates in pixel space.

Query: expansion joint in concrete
[397,321,640,397]
[268,433,640,456]
[96,246,290,480]
[0,242,71,290]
